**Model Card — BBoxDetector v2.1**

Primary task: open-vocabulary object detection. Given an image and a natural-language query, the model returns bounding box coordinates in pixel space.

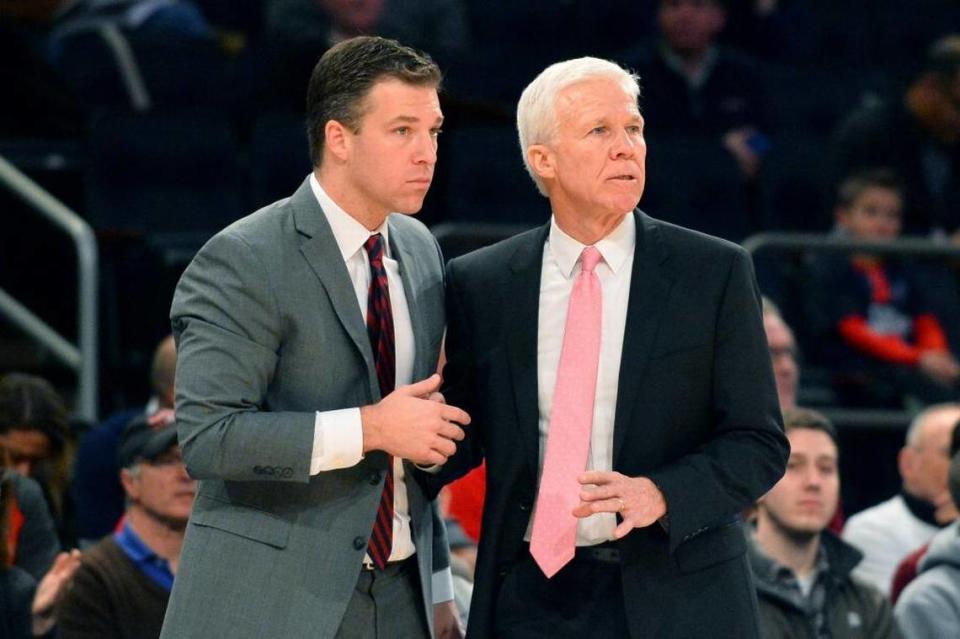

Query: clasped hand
[361,374,470,466]
[573,471,667,538]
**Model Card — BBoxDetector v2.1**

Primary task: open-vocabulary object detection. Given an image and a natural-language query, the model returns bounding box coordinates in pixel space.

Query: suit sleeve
[416,258,486,500]
[647,248,789,552]
[170,230,316,483]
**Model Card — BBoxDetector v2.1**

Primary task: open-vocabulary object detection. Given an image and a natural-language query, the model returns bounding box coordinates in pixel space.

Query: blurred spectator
[1,469,82,639]
[762,297,799,410]
[833,35,960,238]
[1,467,60,585]
[58,411,195,639]
[73,335,176,546]
[809,170,960,406]
[48,0,213,59]
[888,420,960,604]
[843,403,960,596]
[895,442,960,637]
[259,0,468,111]
[2,445,81,638]
[0,374,75,547]
[718,0,814,64]
[749,408,901,638]
[620,0,768,180]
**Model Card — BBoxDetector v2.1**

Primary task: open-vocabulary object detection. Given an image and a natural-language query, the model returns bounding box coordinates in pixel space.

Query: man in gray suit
[161,36,469,639]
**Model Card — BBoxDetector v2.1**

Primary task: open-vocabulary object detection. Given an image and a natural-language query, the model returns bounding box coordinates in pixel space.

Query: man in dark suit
[161,37,468,639]
[419,56,789,638]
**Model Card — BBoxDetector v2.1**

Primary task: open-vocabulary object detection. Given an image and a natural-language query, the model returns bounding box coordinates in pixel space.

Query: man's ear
[528,144,556,181]
[324,120,352,162]
[120,467,140,500]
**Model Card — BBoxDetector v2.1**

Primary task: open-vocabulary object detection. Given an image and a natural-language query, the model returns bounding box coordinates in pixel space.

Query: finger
[441,405,471,425]
[572,502,595,519]
[428,391,446,404]
[613,520,633,539]
[579,470,617,486]
[578,484,618,501]
[419,449,448,467]
[431,436,457,458]
[437,422,465,442]
[403,374,442,396]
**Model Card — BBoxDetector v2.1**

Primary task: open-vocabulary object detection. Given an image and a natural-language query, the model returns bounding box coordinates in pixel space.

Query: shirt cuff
[310,408,363,474]
[432,567,455,604]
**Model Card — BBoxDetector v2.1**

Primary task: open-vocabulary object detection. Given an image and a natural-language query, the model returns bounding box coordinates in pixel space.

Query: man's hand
[32,549,82,636]
[722,127,762,180]
[919,351,960,386]
[433,600,465,639]
[361,374,470,466]
[573,471,667,539]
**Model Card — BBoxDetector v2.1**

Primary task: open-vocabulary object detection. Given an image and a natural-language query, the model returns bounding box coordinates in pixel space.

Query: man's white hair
[905,402,960,448]
[516,57,640,196]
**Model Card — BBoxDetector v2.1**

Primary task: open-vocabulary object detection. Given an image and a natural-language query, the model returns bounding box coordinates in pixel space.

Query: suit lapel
[613,212,674,466]
[506,224,550,479]
[291,178,377,387]
[388,218,430,379]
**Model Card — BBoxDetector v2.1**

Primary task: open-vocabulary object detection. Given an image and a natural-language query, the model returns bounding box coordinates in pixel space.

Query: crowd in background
[4,0,960,636]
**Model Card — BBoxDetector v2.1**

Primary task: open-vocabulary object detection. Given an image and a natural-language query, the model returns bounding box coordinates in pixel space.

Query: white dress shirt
[525,213,636,545]
[305,175,432,577]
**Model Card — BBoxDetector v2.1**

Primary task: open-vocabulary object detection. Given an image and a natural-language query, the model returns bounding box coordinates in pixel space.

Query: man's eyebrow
[386,115,445,125]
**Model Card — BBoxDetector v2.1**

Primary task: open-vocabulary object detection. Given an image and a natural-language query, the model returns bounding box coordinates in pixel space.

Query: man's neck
[662,42,714,85]
[314,168,388,231]
[755,523,821,579]
[553,210,628,246]
[126,508,186,572]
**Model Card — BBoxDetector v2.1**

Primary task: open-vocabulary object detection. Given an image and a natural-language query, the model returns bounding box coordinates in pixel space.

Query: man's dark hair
[0,373,68,452]
[836,168,903,209]
[305,36,442,166]
[782,407,838,448]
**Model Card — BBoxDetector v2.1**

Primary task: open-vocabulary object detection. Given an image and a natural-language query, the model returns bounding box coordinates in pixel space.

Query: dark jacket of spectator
[749,530,901,638]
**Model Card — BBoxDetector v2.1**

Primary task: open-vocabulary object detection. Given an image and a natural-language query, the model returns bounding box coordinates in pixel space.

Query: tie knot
[364,233,385,264]
[580,246,602,273]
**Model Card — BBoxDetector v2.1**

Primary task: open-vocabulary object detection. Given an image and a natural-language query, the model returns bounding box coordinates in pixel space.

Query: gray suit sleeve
[171,230,316,483]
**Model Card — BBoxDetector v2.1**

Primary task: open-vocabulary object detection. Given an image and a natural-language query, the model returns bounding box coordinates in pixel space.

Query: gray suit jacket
[161,177,449,639]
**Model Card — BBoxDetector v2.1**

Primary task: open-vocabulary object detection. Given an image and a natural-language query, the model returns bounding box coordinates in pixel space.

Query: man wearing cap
[57,412,196,639]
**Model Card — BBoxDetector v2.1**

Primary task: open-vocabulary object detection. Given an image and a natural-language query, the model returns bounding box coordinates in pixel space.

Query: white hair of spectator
[516,57,640,196]
[905,402,960,447]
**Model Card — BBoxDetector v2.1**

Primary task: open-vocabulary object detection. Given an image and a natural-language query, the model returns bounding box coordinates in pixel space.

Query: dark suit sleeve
[646,248,789,552]
[170,230,316,483]
[416,258,486,500]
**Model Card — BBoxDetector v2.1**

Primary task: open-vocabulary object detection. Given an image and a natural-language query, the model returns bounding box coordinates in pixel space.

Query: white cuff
[310,408,363,474]
[432,567,455,604]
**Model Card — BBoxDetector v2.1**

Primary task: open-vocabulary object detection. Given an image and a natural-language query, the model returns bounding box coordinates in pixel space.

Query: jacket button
[369,472,382,486]
[518,500,531,512]
[353,536,367,551]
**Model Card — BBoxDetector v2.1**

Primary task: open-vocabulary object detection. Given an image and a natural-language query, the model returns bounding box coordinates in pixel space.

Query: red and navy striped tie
[363,233,396,569]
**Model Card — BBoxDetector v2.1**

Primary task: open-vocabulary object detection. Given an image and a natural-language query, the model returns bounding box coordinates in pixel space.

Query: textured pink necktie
[530,246,603,578]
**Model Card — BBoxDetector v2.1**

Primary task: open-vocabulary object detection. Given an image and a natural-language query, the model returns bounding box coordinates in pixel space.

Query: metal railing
[743,231,960,431]
[0,154,99,422]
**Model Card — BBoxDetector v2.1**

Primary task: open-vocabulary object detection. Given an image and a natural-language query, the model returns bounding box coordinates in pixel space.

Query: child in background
[810,169,960,404]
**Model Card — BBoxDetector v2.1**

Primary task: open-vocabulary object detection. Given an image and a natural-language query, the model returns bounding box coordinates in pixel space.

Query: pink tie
[530,246,603,578]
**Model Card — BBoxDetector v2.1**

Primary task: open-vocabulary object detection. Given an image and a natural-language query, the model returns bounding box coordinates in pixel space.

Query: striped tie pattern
[364,233,396,569]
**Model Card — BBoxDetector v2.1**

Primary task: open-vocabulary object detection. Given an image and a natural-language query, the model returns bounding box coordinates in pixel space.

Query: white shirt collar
[548,213,636,278]
[309,173,390,261]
